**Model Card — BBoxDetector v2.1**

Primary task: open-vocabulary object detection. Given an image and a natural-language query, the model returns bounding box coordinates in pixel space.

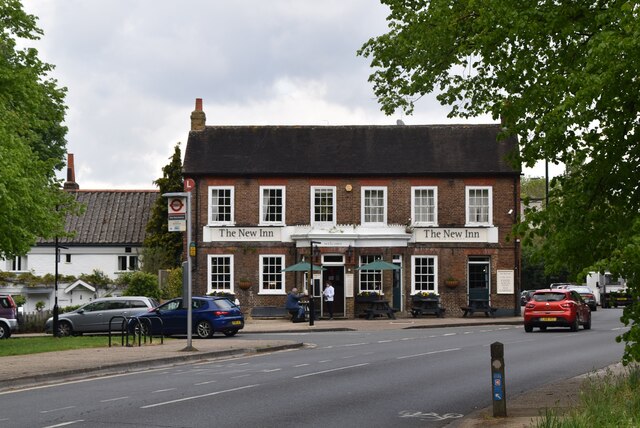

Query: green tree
[359,1,640,363]
[142,143,184,273]
[117,271,161,301]
[0,0,77,259]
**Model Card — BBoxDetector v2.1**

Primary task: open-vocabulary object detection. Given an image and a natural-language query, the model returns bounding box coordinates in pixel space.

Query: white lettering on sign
[414,227,497,243]
[204,227,282,242]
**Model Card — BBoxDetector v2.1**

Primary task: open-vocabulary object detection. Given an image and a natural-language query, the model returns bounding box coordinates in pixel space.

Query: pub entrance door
[322,262,345,318]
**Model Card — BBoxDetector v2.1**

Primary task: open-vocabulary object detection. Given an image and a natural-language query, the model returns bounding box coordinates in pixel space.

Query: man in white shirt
[322,281,335,320]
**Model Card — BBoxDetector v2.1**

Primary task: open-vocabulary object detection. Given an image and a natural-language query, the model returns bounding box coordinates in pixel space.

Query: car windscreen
[532,292,566,302]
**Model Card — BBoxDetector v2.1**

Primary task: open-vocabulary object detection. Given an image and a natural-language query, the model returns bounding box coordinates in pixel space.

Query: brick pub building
[183,99,521,318]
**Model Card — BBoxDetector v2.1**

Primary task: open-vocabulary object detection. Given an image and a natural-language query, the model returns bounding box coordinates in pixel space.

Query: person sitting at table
[285,287,306,322]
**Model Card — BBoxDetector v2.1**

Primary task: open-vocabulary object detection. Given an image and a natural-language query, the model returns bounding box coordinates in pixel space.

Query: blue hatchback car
[132,296,244,338]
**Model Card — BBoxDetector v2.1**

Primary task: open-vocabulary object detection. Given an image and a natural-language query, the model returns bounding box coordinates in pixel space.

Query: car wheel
[592,305,597,312]
[0,322,9,339]
[584,315,592,330]
[223,330,238,337]
[570,316,579,332]
[524,324,533,333]
[196,320,213,338]
[58,321,73,337]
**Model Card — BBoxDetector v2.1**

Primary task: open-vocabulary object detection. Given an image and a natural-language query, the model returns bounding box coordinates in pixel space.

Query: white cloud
[21,0,532,190]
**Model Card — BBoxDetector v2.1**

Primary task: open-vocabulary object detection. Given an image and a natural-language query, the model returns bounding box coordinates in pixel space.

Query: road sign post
[164,191,196,352]
[491,341,507,417]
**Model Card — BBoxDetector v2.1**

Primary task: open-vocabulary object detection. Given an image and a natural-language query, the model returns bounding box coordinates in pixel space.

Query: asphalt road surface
[0,309,626,427]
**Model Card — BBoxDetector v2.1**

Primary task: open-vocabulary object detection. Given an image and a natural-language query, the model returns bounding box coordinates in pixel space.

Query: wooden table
[411,298,445,318]
[363,299,396,320]
[461,299,497,317]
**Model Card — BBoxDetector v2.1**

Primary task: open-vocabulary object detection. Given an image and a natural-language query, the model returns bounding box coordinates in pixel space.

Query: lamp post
[163,191,195,351]
[309,240,321,326]
[53,237,68,338]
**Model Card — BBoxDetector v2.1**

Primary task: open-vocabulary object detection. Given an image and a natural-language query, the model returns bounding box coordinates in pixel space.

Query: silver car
[44,296,159,336]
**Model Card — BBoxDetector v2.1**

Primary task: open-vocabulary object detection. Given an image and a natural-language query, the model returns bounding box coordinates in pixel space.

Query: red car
[523,289,591,332]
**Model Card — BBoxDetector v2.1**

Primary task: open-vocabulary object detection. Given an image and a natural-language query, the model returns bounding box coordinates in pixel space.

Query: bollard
[491,341,507,417]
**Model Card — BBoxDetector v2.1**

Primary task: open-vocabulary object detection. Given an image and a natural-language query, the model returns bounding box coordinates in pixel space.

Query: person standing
[322,281,335,319]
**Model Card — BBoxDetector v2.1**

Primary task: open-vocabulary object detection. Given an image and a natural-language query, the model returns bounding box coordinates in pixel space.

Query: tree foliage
[142,143,184,272]
[0,0,76,258]
[117,271,161,300]
[360,1,640,363]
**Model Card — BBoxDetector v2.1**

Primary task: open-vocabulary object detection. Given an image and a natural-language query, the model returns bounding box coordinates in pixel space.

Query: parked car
[130,296,244,339]
[565,285,598,311]
[44,296,160,336]
[0,295,19,339]
[523,289,591,332]
[520,290,535,306]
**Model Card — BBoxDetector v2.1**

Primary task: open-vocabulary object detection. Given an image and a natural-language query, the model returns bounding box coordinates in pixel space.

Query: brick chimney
[190,98,206,131]
[63,153,80,190]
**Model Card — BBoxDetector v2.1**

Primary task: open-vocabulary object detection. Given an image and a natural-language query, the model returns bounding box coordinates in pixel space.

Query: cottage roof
[38,190,159,246]
[183,124,519,177]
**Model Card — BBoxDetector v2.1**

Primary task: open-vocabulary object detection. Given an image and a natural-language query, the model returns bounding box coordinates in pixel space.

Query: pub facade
[182,99,521,318]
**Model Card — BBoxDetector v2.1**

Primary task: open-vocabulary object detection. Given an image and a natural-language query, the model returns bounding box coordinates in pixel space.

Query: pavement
[1,314,619,427]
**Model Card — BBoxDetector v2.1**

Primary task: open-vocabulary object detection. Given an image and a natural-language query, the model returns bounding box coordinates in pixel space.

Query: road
[0,309,627,427]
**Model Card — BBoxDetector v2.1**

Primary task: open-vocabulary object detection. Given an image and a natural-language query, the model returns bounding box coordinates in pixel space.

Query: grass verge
[535,364,640,428]
[1,336,116,357]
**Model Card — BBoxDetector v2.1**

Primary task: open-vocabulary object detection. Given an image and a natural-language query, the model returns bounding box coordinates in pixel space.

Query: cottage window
[9,256,27,272]
[412,256,438,294]
[260,186,285,225]
[362,187,387,225]
[208,186,234,225]
[466,186,492,226]
[118,255,139,271]
[359,255,382,293]
[208,255,233,294]
[259,255,285,294]
[311,186,335,225]
[412,187,438,225]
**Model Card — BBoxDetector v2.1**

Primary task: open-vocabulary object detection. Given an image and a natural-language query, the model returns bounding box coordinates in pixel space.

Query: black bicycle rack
[108,315,163,347]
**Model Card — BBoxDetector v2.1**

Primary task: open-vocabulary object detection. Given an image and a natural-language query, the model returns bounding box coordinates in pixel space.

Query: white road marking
[443,333,456,336]
[397,348,461,360]
[377,340,393,343]
[43,420,85,427]
[152,388,176,393]
[294,363,310,367]
[293,363,370,379]
[194,380,217,385]
[100,396,129,402]
[40,406,76,414]
[261,368,282,372]
[141,384,260,409]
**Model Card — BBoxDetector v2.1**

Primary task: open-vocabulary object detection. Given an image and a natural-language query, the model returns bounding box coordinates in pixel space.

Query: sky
[22,0,561,190]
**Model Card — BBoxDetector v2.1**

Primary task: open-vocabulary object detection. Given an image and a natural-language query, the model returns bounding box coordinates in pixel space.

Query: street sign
[167,197,187,232]
[184,178,195,192]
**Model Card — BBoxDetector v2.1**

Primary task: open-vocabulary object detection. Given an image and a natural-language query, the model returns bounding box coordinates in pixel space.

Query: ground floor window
[411,256,438,294]
[208,255,233,294]
[260,255,285,294]
[358,254,382,293]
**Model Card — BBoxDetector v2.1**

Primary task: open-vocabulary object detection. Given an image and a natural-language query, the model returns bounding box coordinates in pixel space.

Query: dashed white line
[293,363,370,379]
[294,363,310,367]
[141,384,260,409]
[194,380,217,385]
[152,388,176,393]
[378,340,393,343]
[40,406,76,414]
[262,368,282,372]
[443,333,456,336]
[43,420,85,427]
[397,348,461,360]
[100,396,129,403]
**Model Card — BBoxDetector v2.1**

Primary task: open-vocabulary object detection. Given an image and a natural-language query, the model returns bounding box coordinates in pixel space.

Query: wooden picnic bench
[410,298,445,318]
[362,299,396,320]
[460,299,497,318]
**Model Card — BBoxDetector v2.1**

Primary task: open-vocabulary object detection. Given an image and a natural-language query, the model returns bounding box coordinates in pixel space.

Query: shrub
[117,271,161,300]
